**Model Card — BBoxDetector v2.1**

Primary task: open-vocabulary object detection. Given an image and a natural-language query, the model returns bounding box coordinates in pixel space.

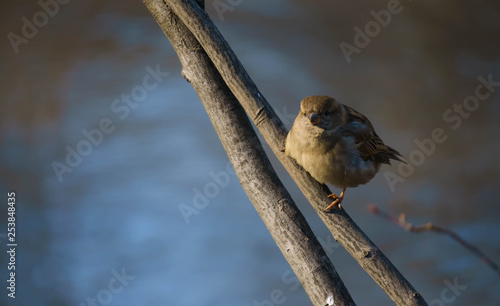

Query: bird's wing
[340,106,404,164]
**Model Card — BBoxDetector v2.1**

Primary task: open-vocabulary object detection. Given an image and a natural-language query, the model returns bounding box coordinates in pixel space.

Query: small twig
[367,203,500,276]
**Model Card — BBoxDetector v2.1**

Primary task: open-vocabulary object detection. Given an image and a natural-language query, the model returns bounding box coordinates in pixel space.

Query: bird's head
[299,96,346,130]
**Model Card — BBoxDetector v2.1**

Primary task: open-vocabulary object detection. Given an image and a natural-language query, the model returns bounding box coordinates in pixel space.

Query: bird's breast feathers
[286,130,379,188]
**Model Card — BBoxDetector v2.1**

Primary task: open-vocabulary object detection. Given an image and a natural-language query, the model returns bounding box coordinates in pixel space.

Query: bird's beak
[308,112,321,125]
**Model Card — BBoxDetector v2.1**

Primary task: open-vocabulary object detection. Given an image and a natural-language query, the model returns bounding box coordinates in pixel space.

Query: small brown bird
[285,96,404,211]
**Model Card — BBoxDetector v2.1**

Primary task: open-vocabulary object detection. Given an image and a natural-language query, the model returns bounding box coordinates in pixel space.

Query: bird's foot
[324,188,346,212]
[328,193,339,200]
[324,197,343,212]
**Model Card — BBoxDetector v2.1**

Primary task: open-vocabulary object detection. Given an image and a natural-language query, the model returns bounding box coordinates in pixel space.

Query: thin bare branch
[367,203,500,276]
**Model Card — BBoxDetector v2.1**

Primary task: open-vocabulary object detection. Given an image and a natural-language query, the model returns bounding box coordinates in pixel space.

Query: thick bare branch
[162,0,428,305]
[143,0,355,305]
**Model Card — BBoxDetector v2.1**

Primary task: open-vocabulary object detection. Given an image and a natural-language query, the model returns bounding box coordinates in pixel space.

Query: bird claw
[324,198,342,212]
[325,189,346,212]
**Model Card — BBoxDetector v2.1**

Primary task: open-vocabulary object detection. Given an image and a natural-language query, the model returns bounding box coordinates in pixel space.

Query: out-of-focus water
[1,1,499,305]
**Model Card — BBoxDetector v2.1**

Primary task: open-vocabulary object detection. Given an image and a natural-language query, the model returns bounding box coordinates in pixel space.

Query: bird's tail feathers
[385,146,407,164]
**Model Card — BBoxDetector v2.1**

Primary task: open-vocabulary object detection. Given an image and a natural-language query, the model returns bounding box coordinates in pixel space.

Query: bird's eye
[324,111,330,116]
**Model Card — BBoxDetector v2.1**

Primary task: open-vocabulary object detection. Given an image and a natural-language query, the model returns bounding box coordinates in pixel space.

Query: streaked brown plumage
[285,95,404,211]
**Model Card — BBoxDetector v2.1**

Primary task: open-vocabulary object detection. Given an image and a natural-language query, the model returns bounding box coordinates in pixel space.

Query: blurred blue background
[1,1,499,305]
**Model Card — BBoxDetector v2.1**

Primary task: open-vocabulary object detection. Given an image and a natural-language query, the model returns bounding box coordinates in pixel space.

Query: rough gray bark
[143,1,355,305]
[152,1,428,305]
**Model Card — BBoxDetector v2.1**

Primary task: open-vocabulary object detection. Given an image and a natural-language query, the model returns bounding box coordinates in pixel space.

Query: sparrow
[284,95,405,212]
